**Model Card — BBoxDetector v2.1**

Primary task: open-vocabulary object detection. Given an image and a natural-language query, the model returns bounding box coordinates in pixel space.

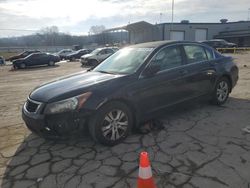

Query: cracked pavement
[1,53,250,188]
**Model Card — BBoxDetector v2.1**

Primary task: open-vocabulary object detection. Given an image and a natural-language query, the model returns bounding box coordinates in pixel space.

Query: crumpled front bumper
[22,106,93,138]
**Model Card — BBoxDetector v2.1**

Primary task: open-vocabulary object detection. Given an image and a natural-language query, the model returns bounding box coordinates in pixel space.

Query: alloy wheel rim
[102,109,128,141]
[216,81,229,102]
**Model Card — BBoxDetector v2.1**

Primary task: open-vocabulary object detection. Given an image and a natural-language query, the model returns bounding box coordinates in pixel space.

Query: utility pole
[171,0,174,31]
[248,8,250,21]
[160,13,163,24]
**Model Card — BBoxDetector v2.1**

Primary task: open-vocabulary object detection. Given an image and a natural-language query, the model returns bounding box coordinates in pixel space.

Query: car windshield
[25,53,34,59]
[20,51,28,56]
[90,48,103,55]
[93,47,153,74]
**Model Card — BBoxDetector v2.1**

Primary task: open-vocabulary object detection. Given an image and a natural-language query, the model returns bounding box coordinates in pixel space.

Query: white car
[56,49,74,60]
[80,47,119,66]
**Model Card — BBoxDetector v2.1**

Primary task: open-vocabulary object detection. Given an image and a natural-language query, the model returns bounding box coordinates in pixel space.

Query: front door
[131,45,189,117]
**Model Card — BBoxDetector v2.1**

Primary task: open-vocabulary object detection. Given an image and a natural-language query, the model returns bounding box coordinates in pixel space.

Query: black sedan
[13,52,60,69]
[65,49,92,61]
[0,56,5,65]
[201,39,237,49]
[22,41,238,145]
[7,50,41,62]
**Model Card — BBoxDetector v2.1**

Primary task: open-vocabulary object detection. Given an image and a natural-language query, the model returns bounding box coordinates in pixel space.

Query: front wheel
[211,77,230,105]
[20,63,26,69]
[88,102,133,146]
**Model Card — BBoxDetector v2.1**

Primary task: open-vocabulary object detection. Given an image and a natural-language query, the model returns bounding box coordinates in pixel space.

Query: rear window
[184,45,207,63]
[204,48,214,60]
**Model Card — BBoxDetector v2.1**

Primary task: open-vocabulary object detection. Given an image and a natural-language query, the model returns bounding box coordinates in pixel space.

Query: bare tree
[89,25,106,35]
[38,26,59,45]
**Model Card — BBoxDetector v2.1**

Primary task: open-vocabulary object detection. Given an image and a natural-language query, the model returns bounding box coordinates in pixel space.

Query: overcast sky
[0,0,250,37]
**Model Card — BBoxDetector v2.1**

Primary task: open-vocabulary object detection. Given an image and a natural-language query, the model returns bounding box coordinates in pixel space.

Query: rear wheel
[88,102,133,145]
[48,61,55,66]
[211,77,230,105]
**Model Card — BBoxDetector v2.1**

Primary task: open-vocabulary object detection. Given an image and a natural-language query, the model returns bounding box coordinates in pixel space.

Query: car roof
[127,40,205,49]
[202,39,225,42]
[29,52,46,55]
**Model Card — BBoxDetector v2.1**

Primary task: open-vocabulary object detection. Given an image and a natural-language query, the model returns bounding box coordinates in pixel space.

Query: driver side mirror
[142,64,160,77]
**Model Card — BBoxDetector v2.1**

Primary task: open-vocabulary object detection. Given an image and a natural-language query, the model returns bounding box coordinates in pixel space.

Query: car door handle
[179,70,188,76]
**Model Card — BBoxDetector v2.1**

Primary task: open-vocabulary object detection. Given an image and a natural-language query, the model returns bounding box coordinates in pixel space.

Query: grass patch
[0,52,19,59]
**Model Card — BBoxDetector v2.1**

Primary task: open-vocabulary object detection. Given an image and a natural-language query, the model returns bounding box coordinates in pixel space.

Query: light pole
[160,13,163,24]
[248,8,250,21]
[171,0,174,30]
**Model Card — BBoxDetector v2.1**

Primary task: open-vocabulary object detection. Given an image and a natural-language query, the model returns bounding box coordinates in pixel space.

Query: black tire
[20,63,26,69]
[13,64,18,69]
[48,61,55,66]
[211,77,231,105]
[88,101,133,146]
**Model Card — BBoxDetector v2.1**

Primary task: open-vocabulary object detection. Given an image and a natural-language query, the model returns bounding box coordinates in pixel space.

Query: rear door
[25,54,41,66]
[38,54,49,65]
[181,44,216,97]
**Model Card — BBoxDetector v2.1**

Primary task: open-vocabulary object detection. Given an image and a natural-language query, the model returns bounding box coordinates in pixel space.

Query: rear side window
[184,45,207,63]
[151,46,183,71]
[106,49,114,54]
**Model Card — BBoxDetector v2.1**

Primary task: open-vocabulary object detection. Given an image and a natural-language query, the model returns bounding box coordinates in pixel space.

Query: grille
[26,99,39,113]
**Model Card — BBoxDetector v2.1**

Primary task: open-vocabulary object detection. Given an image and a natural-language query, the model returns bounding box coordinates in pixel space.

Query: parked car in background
[13,52,60,69]
[65,49,92,61]
[22,41,238,145]
[201,39,237,49]
[56,49,74,60]
[81,47,119,66]
[0,56,5,65]
[6,50,41,62]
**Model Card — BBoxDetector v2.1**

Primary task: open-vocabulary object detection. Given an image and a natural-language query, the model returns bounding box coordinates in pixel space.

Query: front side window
[150,46,183,71]
[184,45,207,63]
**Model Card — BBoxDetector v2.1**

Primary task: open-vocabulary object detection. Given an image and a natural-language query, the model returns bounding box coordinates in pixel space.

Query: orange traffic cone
[137,152,157,188]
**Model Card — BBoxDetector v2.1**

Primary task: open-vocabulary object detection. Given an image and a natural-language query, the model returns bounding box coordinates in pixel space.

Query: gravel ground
[0,53,250,188]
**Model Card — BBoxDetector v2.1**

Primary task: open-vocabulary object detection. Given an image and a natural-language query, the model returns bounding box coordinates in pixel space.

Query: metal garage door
[170,31,185,41]
[195,29,207,41]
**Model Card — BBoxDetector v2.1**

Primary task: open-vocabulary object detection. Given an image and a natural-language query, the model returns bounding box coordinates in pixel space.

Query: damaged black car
[22,41,238,145]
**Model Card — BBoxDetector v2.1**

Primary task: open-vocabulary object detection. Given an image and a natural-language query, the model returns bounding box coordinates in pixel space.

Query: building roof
[157,21,250,26]
[103,21,155,33]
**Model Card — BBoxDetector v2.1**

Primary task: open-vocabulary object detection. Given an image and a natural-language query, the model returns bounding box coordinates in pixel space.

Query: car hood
[81,54,94,59]
[29,71,124,103]
[13,58,25,63]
